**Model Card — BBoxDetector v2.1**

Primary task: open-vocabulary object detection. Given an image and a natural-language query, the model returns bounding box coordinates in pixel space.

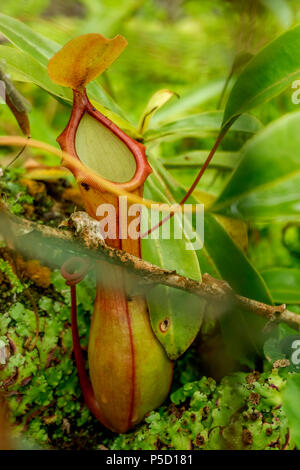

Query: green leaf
[201,215,272,364]
[261,268,300,304]
[161,150,241,171]
[142,171,204,360]
[263,336,286,364]
[154,164,272,363]
[231,52,254,76]
[0,12,58,67]
[283,374,300,448]
[87,81,128,122]
[217,52,253,109]
[151,79,225,125]
[0,45,70,102]
[222,25,300,128]
[202,213,271,302]
[155,162,271,301]
[213,112,300,221]
[145,111,262,142]
[138,89,177,134]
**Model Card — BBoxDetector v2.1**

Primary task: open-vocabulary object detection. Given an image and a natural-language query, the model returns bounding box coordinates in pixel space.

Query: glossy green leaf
[201,214,272,303]
[261,268,300,304]
[154,164,272,363]
[142,172,204,360]
[0,45,71,102]
[202,213,269,366]
[213,112,300,221]
[161,150,241,171]
[151,79,225,125]
[138,89,176,134]
[0,12,57,67]
[163,172,271,301]
[145,111,262,142]
[283,374,300,448]
[222,25,300,128]
[217,52,253,109]
[231,52,254,75]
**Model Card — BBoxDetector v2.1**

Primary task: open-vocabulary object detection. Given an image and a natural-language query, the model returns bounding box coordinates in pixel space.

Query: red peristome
[57,89,152,193]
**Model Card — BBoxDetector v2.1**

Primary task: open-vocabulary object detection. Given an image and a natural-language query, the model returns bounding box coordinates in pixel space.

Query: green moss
[0,230,296,450]
[111,371,294,450]
[0,168,34,215]
[0,265,106,449]
[0,259,24,293]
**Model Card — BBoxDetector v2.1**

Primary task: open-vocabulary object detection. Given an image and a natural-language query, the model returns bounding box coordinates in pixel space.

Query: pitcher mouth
[57,89,152,193]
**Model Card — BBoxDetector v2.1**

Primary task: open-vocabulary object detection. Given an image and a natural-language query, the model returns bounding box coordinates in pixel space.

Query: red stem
[142,127,229,238]
[70,285,103,422]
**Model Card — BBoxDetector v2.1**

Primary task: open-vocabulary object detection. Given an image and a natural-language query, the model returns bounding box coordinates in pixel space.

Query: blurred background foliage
[0,0,299,131]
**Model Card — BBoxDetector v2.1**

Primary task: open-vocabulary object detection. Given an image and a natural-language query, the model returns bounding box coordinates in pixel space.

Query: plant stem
[142,127,229,238]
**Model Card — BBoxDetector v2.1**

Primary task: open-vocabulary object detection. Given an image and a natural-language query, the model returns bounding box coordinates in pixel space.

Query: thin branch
[0,206,299,332]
